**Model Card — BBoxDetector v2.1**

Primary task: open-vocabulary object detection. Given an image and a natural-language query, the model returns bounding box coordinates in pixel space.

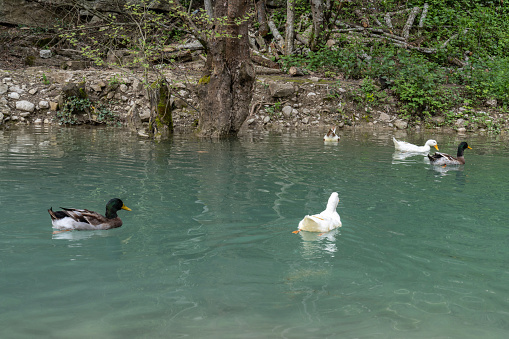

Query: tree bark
[310,0,325,50]
[285,0,295,55]
[204,0,214,18]
[197,0,256,137]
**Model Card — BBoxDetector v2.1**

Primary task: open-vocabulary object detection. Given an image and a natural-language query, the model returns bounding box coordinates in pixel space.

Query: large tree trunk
[310,0,325,50]
[197,0,256,137]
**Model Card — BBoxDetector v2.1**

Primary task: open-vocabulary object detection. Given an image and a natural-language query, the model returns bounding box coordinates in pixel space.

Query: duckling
[48,198,131,231]
[428,142,472,165]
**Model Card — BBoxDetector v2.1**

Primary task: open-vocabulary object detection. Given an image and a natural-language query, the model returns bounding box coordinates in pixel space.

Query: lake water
[1,126,508,338]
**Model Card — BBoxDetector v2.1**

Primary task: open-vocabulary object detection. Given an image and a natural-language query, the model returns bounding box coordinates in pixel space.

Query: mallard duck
[428,142,472,165]
[324,127,340,142]
[393,137,439,153]
[48,198,131,231]
[293,192,342,233]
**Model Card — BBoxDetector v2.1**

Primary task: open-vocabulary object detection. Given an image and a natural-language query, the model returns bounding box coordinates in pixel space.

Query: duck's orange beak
[434,145,439,150]
[292,230,300,234]
[122,204,132,211]
[467,146,472,149]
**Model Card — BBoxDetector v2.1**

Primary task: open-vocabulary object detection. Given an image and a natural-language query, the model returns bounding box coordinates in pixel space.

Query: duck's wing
[59,208,107,226]
[428,152,458,165]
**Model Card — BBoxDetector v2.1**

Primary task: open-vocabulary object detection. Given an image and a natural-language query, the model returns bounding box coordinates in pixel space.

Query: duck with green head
[428,142,472,166]
[48,198,131,231]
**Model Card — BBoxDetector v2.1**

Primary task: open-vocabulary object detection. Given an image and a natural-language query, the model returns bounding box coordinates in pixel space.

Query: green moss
[24,55,36,66]
[198,76,210,85]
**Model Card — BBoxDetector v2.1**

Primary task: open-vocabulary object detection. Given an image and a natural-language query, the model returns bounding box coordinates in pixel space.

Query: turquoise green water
[1,126,508,338]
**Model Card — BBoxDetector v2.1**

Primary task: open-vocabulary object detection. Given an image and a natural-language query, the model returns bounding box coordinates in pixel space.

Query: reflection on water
[1,126,509,338]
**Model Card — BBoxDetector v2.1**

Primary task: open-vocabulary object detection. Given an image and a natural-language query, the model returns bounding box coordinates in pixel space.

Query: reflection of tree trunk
[310,0,325,50]
[197,0,256,137]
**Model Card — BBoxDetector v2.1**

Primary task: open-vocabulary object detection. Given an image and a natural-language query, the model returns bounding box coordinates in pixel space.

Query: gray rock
[9,85,23,94]
[282,105,293,118]
[8,92,20,99]
[302,117,309,124]
[119,84,128,93]
[263,116,271,124]
[40,50,52,58]
[0,83,7,95]
[246,118,255,125]
[16,100,35,112]
[379,112,391,122]
[307,92,317,97]
[485,98,497,107]
[455,118,465,127]
[33,118,43,124]
[269,82,294,98]
[309,77,320,82]
[394,119,408,129]
[29,88,38,95]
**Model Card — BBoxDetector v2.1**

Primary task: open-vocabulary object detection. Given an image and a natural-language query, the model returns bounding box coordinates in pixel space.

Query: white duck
[294,192,342,233]
[324,127,340,142]
[392,137,439,153]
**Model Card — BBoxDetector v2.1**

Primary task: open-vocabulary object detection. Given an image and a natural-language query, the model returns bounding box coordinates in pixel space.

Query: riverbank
[1,64,507,136]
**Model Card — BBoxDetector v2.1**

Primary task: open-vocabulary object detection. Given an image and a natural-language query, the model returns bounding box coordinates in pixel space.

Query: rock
[19,112,31,117]
[455,118,465,127]
[432,116,445,124]
[9,85,23,94]
[457,127,467,133]
[33,118,43,124]
[485,98,497,107]
[379,112,391,122]
[394,119,408,129]
[269,82,294,98]
[8,92,20,99]
[246,118,255,125]
[0,83,7,95]
[0,112,3,121]
[90,84,103,92]
[29,88,38,95]
[302,117,309,124]
[119,84,128,93]
[39,100,50,109]
[282,105,293,118]
[307,92,317,97]
[49,102,59,111]
[44,119,50,124]
[40,50,52,58]
[16,101,35,112]
[309,77,320,82]
[263,116,271,124]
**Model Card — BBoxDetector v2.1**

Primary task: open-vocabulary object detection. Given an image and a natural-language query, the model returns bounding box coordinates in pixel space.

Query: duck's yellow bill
[122,205,132,211]
[434,145,439,150]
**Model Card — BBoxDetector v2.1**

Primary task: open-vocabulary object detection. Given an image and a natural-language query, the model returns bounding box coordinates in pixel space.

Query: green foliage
[41,74,51,85]
[56,96,91,125]
[462,57,509,107]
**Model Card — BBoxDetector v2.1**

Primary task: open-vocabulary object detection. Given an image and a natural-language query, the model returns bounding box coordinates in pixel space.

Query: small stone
[119,84,128,93]
[39,100,49,108]
[8,92,20,99]
[44,119,50,124]
[457,127,467,133]
[246,118,255,125]
[40,50,52,58]
[0,83,7,95]
[268,82,294,98]
[90,84,103,92]
[455,118,465,127]
[485,98,497,107]
[307,92,317,97]
[49,102,59,111]
[263,116,271,124]
[9,85,23,94]
[309,77,320,82]
[34,118,43,124]
[29,88,38,95]
[302,117,309,124]
[282,105,293,118]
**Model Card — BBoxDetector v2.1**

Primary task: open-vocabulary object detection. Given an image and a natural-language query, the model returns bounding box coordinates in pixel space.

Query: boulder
[269,82,294,98]
[394,119,408,129]
[0,83,7,95]
[40,50,52,58]
[282,105,293,118]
